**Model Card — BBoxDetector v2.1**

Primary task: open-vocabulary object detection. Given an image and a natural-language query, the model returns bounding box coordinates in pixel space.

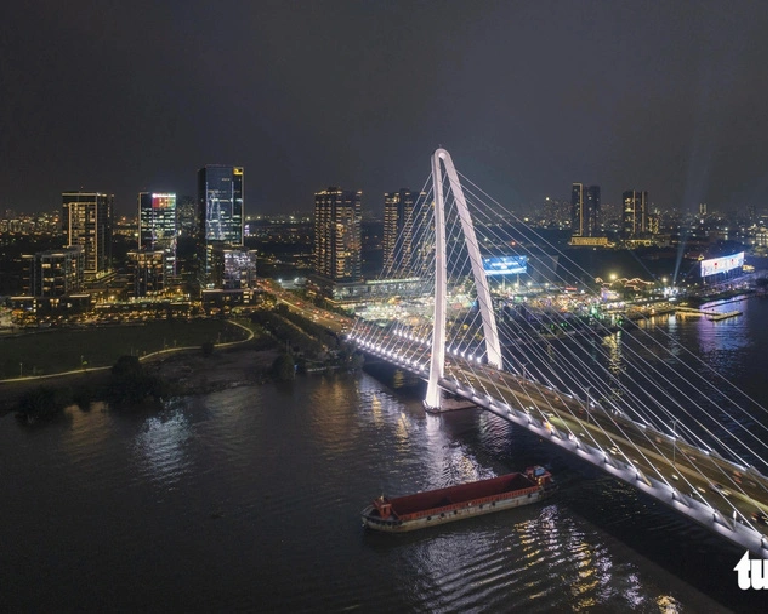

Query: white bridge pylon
[424,148,502,410]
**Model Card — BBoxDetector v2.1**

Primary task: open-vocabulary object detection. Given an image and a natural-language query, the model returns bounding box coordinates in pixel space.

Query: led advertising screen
[700,252,744,277]
[482,255,528,276]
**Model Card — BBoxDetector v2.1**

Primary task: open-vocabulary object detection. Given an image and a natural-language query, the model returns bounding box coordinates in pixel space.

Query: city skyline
[4,4,768,610]
[3,3,768,216]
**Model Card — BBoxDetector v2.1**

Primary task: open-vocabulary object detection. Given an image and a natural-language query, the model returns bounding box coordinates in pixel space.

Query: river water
[3,297,768,612]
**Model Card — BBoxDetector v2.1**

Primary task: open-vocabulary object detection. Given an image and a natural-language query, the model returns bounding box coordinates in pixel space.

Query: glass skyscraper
[139,192,177,278]
[198,165,244,286]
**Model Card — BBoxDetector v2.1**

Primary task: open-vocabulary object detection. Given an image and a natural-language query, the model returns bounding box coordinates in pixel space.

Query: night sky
[2,1,768,216]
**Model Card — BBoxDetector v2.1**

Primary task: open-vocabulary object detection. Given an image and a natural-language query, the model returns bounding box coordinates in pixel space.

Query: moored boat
[361,466,554,532]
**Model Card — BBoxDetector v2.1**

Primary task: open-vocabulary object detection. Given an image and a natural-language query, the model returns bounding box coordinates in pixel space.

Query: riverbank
[0,341,282,416]
[144,343,283,395]
[0,319,249,380]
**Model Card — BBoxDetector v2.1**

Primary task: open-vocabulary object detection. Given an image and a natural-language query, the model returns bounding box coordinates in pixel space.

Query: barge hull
[362,489,550,532]
[362,467,554,532]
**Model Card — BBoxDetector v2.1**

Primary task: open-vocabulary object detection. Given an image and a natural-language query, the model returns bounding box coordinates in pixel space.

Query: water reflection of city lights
[395,411,411,443]
[134,408,191,484]
[360,387,691,610]
[603,334,622,377]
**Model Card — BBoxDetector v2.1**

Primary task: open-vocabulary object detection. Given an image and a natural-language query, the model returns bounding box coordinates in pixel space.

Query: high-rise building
[571,184,601,236]
[62,192,114,277]
[176,195,198,237]
[198,165,244,286]
[383,189,415,275]
[22,247,85,297]
[127,248,166,298]
[314,187,362,282]
[139,192,177,278]
[623,190,649,238]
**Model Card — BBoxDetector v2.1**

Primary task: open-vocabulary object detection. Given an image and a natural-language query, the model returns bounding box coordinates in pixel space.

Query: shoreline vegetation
[3,309,364,424]
[0,319,249,379]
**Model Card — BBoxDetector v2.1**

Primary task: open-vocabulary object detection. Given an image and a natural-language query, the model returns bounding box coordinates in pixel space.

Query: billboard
[482,255,527,276]
[700,252,744,277]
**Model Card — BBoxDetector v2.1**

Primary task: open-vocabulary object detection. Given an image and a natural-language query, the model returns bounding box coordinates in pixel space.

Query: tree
[271,354,295,381]
[112,355,143,377]
[16,387,72,422]
[107,355,169,405]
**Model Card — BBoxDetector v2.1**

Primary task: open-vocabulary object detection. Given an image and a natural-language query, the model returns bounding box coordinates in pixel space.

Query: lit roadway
[353,331,768,535]
[257,281,352,334]
[466,365,768,523]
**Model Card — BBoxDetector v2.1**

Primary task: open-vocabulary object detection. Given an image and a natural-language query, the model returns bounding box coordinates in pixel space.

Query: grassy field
[0,320,248,380]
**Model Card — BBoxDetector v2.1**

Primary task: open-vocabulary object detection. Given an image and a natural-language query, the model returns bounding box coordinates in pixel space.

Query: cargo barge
[362,466,554,532]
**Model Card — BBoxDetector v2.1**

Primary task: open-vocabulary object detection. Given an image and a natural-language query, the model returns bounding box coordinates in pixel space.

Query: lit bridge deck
[357,341,768,556]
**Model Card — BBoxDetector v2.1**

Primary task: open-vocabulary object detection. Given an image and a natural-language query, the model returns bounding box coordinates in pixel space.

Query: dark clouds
[2,1,767,215]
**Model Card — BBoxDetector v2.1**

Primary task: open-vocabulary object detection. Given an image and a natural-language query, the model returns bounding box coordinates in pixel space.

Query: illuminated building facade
[139,192,177,277]
[212,244,258,289]
[198,165,244,286]
[127,248,166,297]
[623,190,649,238]
[22,247,85,297]
[383,189,415,275]
[62,192,114,276]
[314,187,362,282]
[571,183,601,237]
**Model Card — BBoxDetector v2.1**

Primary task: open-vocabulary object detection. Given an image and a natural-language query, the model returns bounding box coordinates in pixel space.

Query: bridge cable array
[348,166,768,534]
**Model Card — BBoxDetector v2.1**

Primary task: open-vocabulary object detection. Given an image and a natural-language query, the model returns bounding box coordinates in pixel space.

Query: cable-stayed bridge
[348,148,768,555]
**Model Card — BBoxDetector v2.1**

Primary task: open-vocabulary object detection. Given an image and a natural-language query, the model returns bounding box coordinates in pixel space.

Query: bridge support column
[425,150,447,410]
[424,148,502,411]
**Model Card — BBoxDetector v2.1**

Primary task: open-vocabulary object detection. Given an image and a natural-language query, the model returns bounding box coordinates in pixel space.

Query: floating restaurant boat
[361,466,554,532]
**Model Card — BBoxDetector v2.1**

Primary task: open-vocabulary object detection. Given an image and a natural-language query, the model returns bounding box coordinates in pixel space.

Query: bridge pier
[425,147,501,411]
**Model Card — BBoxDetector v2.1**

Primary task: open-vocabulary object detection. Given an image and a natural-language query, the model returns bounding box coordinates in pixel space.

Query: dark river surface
[4,297,768,612]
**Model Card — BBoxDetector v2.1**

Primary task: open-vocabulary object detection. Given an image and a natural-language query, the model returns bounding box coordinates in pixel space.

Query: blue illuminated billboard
[482,255,527,276]
[700,252,744,277]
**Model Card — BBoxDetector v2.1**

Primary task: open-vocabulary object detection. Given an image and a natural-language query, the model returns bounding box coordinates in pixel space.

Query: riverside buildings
[383,189,415,276]
[62,192,114,277]
[198,165,244,287]
[127,248,166,297]
[623,190,649,238]
[176,196,198,237]
[571,183,601,237]
[138,192,177,278]
[313,187,362,283]
[22,247,85,297]
[211,244,258,289]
